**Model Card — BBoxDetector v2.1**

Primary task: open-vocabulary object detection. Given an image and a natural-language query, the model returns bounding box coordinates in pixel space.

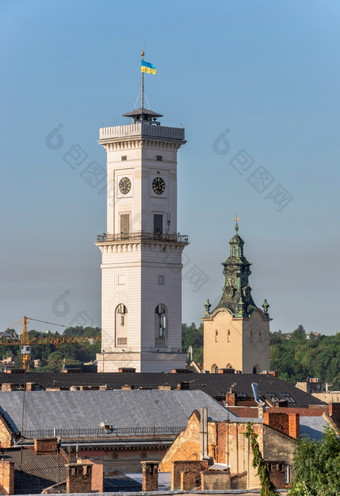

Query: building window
[285,465,291,484]
[156,155,163,161]
[121,155,127,161]
[250,329,253,342]
[215,330,218,343]
[259,330,262,343]
[116,304,128,347]
[155,304,167,346]
[227,329,231,342]
[158,275,165,285]
[120,213,130,235]
[281,392,296,404]
[154,214,163,234]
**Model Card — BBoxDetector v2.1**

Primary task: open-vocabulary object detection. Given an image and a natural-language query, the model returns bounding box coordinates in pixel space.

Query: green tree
[289,426,340,496]
[182,323,203,363]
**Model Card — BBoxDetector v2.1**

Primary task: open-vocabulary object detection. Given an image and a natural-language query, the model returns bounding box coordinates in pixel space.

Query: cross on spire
[233,216,240,232]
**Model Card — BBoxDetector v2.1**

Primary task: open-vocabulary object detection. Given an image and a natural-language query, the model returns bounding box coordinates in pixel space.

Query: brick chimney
[288,413,300,439]
[329,403,340,425]
[141,461,159,491]
[34,438,58,455]
[1,384,12,392]
[66,463,92,493]
[218,368,235,374]
[263,412,300,439]
[0,459,14,495]
[176,382,190,390]
[225,392,236,406]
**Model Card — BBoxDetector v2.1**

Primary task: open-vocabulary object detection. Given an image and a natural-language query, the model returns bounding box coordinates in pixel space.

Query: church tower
[96,75,188,372]
[203,220,270,374]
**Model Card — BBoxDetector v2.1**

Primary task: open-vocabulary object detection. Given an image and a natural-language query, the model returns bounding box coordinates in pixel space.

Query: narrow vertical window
[155,304,167,346]
[153,214,163,234]
[120,213,130,235]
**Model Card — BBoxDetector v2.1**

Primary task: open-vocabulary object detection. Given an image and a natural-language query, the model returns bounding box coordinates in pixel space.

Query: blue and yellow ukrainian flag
[141,60,157,75]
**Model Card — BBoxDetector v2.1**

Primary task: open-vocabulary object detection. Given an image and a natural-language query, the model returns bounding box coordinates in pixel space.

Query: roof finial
[141,49,145,110]
[233,215,240,233]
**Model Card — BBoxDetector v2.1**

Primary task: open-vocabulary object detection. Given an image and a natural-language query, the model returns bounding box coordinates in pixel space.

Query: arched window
[250,329,253,342]
[253,365,258,374]
[232,246,235,256]
[211,364,218,373]
[259,330,262,343]
[115,304,128,347]
[155,304,167,346]
[227,329,231,342]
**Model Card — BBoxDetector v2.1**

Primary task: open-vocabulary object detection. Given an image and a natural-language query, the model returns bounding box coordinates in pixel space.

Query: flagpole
[141,50,145,110]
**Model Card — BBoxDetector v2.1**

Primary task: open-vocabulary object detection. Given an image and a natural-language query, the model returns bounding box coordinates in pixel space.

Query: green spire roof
[215,222,258,318]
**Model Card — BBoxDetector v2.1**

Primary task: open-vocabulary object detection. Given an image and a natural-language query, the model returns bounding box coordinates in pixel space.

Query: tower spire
[215,223,258,317]
[233,215,240,233]
[141,49,145,110]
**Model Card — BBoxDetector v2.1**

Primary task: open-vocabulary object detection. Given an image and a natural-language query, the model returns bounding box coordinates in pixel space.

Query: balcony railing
[97,232,189,244]
[21,425,186,440]
[155,337,167,347]
[99,122,185,142]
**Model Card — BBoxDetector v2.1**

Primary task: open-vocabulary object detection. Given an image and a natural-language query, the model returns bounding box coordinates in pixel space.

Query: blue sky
[1,0,340,335]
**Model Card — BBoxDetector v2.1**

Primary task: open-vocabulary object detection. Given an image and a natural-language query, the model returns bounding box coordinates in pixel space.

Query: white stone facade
[96,121,187,372]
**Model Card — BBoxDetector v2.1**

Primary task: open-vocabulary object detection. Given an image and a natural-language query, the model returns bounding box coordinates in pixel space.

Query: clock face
[152,177,165,195]
[119,177,131,195]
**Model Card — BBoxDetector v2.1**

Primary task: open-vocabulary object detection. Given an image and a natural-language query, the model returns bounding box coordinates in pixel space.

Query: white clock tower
[96,91,188,372]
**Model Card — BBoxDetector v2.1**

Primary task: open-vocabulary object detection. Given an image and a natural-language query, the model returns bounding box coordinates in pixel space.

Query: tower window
[250,329,253,342]
[120,214,130,235]
[227,329,231,342]
[259,330,262,343]
[154,214,163,234]
[215,330,218,343]
[158,275,165,285]
[155,304,167,346]
[116,304,128,347]
[121,155,127,161]
[156,155,163,161]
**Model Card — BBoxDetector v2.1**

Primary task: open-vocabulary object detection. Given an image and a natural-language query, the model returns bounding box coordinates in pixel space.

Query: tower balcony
[98,122,185,144]
[97,232,189,244]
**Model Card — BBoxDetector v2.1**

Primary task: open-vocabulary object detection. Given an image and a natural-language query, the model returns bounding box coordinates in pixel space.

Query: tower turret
[203,220,271,374]
[216,220,257,318]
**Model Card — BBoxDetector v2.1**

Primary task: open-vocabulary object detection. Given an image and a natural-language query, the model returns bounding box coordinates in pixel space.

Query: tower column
[96,109,188,372]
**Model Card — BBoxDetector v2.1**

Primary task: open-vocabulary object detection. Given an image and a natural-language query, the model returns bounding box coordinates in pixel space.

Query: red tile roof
[227,407,259,418]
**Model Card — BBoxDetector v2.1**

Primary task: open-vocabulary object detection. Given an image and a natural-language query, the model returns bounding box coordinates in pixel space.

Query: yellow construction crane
[1,316,101,371]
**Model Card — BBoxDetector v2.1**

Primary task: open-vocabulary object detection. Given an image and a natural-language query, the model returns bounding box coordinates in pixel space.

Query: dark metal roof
[122,107,163,118]
[0,372,325,407]
[0,390,234,436]
[2,447,66,494]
